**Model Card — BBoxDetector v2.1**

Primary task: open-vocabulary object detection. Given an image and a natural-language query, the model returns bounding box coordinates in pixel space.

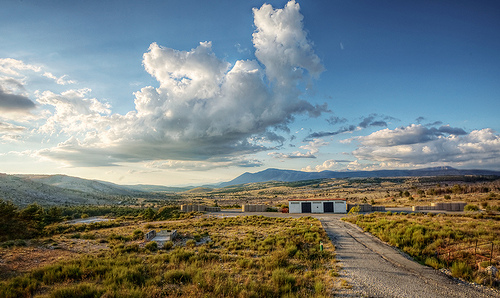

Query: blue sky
[1,0,499,185]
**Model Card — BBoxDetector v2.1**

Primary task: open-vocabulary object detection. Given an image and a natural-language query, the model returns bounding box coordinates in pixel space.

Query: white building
[288,198,347,214]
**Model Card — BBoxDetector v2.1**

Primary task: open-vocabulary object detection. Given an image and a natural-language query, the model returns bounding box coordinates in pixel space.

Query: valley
[0,171,499,296]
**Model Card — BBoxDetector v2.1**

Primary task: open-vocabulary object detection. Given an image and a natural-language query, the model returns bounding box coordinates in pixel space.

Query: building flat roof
[288,198,346,202]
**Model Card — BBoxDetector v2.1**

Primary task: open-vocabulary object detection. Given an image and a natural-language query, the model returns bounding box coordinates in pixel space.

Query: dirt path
[318,216,498,297]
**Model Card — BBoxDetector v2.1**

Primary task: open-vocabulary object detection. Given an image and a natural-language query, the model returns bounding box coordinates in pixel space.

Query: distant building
[288,198,347,214]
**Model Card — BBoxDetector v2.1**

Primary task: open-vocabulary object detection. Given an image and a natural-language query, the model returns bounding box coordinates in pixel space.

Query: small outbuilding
[288,198,347,214]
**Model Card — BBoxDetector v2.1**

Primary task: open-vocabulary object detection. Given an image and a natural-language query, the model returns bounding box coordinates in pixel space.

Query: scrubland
[0,214,340,297]
[1,175,500,296]
[175,176,500,212]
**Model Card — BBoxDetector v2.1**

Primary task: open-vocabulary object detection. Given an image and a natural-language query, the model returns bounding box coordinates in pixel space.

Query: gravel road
[318,215,499,297]
[209,211,499,296]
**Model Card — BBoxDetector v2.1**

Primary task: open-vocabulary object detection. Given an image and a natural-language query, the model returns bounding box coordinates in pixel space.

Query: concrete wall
[289,202,301,213]
[242,204,268,212]
[180,205,221,212]
[346,204,386,213]
[412,202,466,212]
[145,230,156,241]
[335,201,348,213]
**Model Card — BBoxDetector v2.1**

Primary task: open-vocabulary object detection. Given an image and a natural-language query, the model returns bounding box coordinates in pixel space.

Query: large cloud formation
[353,124,500,169]
[35,0,326,167]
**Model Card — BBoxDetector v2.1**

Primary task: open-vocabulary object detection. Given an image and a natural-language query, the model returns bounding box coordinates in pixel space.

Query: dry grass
[0,216,342,297]
[344,212,500,286]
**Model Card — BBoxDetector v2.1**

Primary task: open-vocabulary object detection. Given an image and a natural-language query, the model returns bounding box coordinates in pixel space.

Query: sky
[1,0,499,186]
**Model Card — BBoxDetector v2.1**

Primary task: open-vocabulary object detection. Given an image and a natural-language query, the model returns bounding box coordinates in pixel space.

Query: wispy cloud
[269,138,328,159]
[145,157,262,171]
[42,72,76,85]
[305,113,398,141]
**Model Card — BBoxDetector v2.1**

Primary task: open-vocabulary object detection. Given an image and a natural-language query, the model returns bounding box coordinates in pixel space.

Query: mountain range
[1,167,499,206]
[219,167,500,187]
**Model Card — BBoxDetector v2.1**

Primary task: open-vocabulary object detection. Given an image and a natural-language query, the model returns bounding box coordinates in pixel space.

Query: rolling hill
[0,174,142,206]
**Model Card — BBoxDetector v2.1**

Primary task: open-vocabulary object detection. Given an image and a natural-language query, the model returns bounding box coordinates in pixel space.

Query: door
[323,202,334,213]
[301,202,311,213]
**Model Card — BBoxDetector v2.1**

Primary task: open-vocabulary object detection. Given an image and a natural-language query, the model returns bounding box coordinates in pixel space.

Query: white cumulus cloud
[33,0,327,168]
[353,125,500,169]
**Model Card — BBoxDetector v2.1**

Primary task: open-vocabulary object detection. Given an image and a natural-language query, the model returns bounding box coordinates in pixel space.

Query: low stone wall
[347,203,386,212]
[180,205,221,212]
[242,204,269,212]
[412,202,466,212]
[145,230,156,241]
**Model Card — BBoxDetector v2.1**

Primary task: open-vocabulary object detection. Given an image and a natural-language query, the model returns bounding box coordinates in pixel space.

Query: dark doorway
[301,202,311,213]
[323,202,334,213]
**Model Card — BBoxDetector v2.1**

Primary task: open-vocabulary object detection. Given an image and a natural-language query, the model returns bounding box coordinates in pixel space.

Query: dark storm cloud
[0,88,36,112]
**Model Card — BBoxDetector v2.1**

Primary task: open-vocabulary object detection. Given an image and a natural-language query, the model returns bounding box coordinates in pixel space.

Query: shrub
[271,268,296,292]
[132,229,143,240]
[81,233,95,240]
[164,270,192,285]
[50,283,103,298]
[186,239,196,248]
[464,204,479,212]
[347,206,360,215]
[145,241,158,252]
[163,241,174,250]
[451,261,472,280]
[424,257,441,269]
[193,233,201,242]
[0,275,39,298]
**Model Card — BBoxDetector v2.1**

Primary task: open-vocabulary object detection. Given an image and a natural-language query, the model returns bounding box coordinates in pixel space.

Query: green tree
[142,207,156,221]
[0,200,25,241]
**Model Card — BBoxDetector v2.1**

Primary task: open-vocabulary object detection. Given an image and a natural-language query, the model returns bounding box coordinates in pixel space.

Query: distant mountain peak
[219,167,500,187]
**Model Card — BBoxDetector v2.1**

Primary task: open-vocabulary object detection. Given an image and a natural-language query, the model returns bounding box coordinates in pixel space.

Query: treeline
[60,205,145,219]
[0,199,184,242]
[0,200,62,241]
[426,184,497,196]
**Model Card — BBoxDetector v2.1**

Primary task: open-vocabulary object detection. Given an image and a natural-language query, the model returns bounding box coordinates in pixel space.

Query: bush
[164,270,191,284]
[271,268,296,292]
[424,257,441,269]
[163,241,174,250]
[347,206,360,215]
[145,241,158,252]
[50,283,104,298]
[132,229,143,240]
[464,204,479,212]
[451,261,472,280]
[186,239,196,248]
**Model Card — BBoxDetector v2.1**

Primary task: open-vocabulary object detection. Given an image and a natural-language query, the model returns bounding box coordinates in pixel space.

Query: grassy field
[0,215,342,297]
[343,212,500,286]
